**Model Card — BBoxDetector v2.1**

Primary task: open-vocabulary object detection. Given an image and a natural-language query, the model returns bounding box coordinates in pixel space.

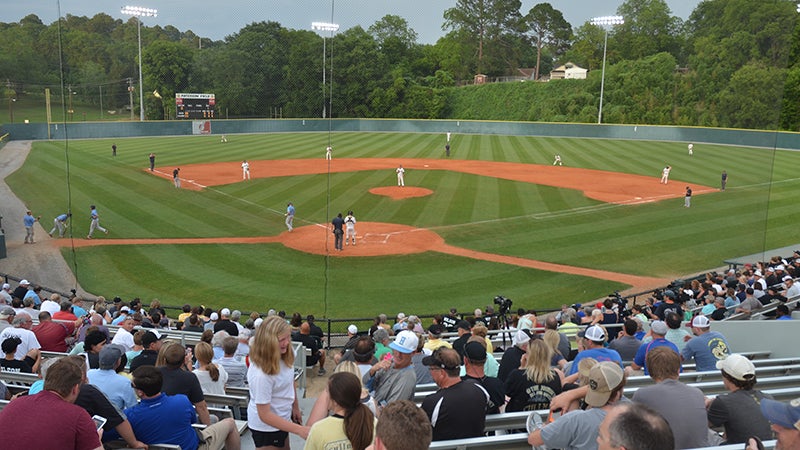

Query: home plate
[635,197,642,199]
[424,164,429,167]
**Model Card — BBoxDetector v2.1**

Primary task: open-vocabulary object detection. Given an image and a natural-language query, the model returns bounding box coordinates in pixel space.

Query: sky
[9,1,701,45]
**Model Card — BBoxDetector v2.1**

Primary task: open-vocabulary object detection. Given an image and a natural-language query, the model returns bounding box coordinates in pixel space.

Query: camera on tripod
[493,295,513,314]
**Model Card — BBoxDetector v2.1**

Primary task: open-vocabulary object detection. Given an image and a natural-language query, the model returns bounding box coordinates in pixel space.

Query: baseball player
[87,205,108,239]
[173,168,181,188]
[553,154,563,166]
[325,146,332,160]
[285,202,295,232]
[49,212,71,238]
[242,160,250,180]
[684,186,692,207]
[660,165,671,184]
[220,134,228,143]
[396,165,405,187]
[446,131,451,143]
[344,211,357,246]
[688,143,693,155]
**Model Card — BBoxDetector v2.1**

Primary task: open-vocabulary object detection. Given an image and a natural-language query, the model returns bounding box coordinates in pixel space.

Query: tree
[142,40,194,119]
[525,3,572,80]
[613,0,682,60]
[442,0,524,75]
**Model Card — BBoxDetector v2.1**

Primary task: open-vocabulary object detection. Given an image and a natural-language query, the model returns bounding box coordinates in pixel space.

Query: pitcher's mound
[369,186,433,200]
[281,222,443,256]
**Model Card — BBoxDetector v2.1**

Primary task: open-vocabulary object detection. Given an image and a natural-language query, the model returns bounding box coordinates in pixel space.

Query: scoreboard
[175,93,215,119]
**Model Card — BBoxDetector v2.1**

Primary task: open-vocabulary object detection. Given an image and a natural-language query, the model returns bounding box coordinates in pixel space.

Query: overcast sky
[10,1,700,44]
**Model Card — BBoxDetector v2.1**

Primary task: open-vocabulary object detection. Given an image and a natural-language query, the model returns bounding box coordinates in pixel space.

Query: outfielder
[396,165,405,187]
[688,143,693,155]
[553,154,563,166]
[49,212,71,238]
[344,211,357,246]
[285,202,295,232]
[660,165,671,184]
[242,160,250,180]
[87,204,108,239]
[325,146,332,160]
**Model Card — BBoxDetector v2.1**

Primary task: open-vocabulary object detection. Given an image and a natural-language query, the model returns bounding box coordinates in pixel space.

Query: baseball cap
[456,320,471,331]
[687,315,711,328]
[583,325,606,342]
[0,307,16,320]
[513,328,534,347]
[396,312,406,320]
[347,324,358,334]
[716,354,755,381]
[19,280,30,286]
[585,361,625,407]
[254,318,263,328]
[388,330,418,354]
[463,341,487,363]
[767,267,775,273]
[783,275,793,282]
[98,344,125,369]
[663,290,676,299]
[427,324,444,336]
[754,270,762,277]
[220,308,231,317]
[422,348,460,370]
[650,320,668,335]
[1,283,9,290]
[760,397,800,431]
[141,330,165,348]
[120,306,130,313]
[209,312,219,321]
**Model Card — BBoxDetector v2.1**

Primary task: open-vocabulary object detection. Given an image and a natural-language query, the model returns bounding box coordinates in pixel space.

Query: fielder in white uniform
[660,165,671,184]
[396,165,405,187]
[446,132,451,143]
[553,154,562,166]
[688,143,693,155]
[325,146,332,160]
[242,160,250,180]
[344,211,356,246]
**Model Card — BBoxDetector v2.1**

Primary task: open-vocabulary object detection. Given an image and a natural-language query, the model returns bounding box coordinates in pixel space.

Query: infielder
[173,168,181,188]
[396,165,405,187]
[344,211,357,246]
[660,165,671,184]
[688,143,693,155]
[87,204,108,239]
[242,160,250,180]
[325,146,332,160]
[49,212,71,238]
[285,202,295,232]
[553,154,563,166]
[684,186,692,207]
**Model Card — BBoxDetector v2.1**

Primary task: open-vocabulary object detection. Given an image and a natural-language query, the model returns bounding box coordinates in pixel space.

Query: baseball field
[7,131,799,319]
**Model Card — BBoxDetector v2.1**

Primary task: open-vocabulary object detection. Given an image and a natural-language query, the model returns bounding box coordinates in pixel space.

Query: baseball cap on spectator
[650,320,668,335]
[221,308,231,317]
[427,324,444,336]
[347,324,358,334]
[141,330,165,348]
[209,312,219,321]
[585,361,624,407]
[717,354,756,381]
[783,275,793,282]
[456,320,471,331]
[513,328,534,347]
[663,290,676,300]
[687,315,711,328]
[754,270,762,277]
[98,344,125,370]
[254,318,263,328]
[767,267,775,273]
[778,265,786,271]
[388,330,418,354]
[396,312,406,320]
[463,341,487,363]
[760,397,800,431]
[422,348,460,370]
[582,325,606,343]
[0,307,15,320]
[1,284,9,290]
[120,306,130,313]
[19,280,30,286]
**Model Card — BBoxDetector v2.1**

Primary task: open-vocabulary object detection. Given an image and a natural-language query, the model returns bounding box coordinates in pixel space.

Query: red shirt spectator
[33,311,76,352]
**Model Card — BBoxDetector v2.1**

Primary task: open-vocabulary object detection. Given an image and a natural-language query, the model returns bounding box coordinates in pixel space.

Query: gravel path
[0,140,89,296]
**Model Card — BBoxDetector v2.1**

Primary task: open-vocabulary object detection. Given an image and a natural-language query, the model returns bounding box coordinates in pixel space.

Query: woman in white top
[248,316,309,449]
[193,341,228,395]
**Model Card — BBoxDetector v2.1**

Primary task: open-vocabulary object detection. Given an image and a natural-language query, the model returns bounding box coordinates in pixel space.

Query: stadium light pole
[121,5,157,121]
[590,15,624,124]
[311,22,339,119]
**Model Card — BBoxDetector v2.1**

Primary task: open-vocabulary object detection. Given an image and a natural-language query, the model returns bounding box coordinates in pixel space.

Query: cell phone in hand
[92,415,107,430]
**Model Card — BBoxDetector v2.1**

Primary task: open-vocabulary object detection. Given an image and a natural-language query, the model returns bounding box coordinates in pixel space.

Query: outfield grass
[7,132,799,318]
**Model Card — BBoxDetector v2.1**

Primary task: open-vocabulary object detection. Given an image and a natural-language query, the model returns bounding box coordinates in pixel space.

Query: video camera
[493,295,513,314]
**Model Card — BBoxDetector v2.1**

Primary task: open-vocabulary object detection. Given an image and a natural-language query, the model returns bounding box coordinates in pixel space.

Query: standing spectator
[87,204,108,239]
[609,319,642,362]
[504,338,564,412]
[682,315,731,371]
[87,344,138,411]
[421,347,489,441]
[247,316,309,446]
[217,336,247,387]
[193,341,228,395]
[0,358,103,450]
[631,347,709,449]
[370,400,431,450]
[596,402,675,450]
[305,372,376,450]
[0,311,40,360]
[23,210,40,244]
[364,330,419,407]
[33,310,78,352]
[48,212,71,238]
[707,354,774,444]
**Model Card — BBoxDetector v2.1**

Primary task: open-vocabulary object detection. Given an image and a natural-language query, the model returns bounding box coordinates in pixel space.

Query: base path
[154,158,713,204]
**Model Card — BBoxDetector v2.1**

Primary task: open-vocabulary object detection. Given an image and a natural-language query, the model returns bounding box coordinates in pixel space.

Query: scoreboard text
[175,93,215,119]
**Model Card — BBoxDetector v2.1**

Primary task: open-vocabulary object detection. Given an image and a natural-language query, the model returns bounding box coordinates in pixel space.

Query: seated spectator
[109,314,136,351]
[369,400,432,450]
[596,402,675,450]
[421,347,488,441]
[121,365,240,449]
[757,396,800,450]
[707,353,774,444]
[306,314,324,348]
[216,336,247,388]
[124,330,146,370]
[214,308,239,336]
[392,312,407,333]
[39,291,60,315]
[293,322,327,376]
[33,310,79,352]
[193,341,228,395]
[451,320,472,358]
[372,328,391,361]
[157,341,213,425]
[210,330,230,361]
[52,300,79,321]
[423,324,451,351]
[75,313,110,344]
[1,335,40,373]
[87,344,138,411]
[627,320,679,376]
[497,328,533,382]
[0,306,15,333]
[305,372,376,450]
[0,311,41,361]
[681,315,731,372]
[565,325,622,377]
[775,304,793,320]
[334,324,360,365]
[129,330,165,371]
[461,339,504,414]
[504,338,564,412]
[471,321,494,354]
[183,313,205,332]
[339,335,378,377]
[364,330,419,406]
[84,330,107,369]
[608,319,642,362]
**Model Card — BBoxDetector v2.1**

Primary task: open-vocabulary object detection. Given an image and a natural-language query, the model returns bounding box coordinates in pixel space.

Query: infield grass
[7,132,800,318]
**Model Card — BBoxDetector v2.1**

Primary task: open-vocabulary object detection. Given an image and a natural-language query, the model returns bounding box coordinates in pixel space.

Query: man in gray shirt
[609,319,642,362]
[364,330,419,408]
[632,346,709,449]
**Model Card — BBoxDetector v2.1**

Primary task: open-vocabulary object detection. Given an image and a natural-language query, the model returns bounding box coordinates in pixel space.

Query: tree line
[1,0,799,130]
